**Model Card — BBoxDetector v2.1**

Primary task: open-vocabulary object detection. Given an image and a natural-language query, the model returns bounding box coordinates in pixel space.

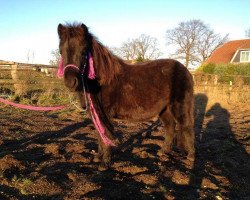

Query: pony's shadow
[189,94,250,199]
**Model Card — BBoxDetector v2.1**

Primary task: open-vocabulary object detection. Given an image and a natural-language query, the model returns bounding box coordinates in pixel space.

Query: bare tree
[245,27,250,38]
[166,19,228,67]
[196,30,229,63]
[31,51,35,64]
[49,49,60,66]
[112,39,137,60]
[135,34,162,60]
[26,49,30,63]
[113,34,162,61]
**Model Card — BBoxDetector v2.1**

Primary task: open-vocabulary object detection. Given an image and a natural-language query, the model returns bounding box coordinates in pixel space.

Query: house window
[240,51,250,62]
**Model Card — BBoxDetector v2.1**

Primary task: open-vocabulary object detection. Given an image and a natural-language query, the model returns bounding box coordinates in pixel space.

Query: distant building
[206,39,250,64]
[0,59,57,76]
[0,60,15,68]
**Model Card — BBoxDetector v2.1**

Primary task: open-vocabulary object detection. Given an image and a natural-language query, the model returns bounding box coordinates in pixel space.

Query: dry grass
[0,68,249,108]
[195,84,250,106]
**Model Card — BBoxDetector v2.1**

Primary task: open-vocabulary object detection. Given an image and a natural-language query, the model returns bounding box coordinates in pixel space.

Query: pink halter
[57,52,95,79]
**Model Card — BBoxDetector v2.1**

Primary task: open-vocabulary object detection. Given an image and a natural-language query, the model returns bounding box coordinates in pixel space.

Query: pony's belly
[115,102,165,121]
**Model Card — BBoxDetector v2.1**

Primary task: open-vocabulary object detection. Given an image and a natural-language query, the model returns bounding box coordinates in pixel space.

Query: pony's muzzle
[64,66,81,91]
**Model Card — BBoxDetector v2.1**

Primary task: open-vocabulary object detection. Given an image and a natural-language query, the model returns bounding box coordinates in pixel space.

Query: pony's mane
[91,38,123,85]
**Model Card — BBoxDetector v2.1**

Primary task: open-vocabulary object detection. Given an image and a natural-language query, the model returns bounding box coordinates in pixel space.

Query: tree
[26,50,35,63]
[112,39,137,60]
[135,34,162,60]
[49,49,60,66]
[245,27,250,38]
[196,30,228,63]
[113,34,162,61]
[165,19,228,68]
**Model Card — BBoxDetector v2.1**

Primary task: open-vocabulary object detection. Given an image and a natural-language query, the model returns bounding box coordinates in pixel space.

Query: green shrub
[234,63,250,76]
[196,63,216,74]
[197,63,250,76]
[196,63,250,84]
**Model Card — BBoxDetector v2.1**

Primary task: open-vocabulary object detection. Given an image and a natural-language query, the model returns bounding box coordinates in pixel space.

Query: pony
[57,23,195,168]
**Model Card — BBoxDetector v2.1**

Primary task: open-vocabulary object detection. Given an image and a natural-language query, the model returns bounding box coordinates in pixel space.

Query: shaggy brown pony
[58,23,195,167]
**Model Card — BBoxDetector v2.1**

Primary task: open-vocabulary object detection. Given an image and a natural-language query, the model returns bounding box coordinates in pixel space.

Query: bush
[196,63,216,74]
[196,63,250,84]
[197,63,250,76]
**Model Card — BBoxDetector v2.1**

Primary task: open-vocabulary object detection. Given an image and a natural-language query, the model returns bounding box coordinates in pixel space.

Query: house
[206,39,250,64]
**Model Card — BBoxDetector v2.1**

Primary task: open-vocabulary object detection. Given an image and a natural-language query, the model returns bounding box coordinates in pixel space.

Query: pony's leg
[181,126,195,161]
[172,102,195,161]
[95,129,114,170]
[93,137,104,163]
[159,107,176,156]
[101,142,112,168]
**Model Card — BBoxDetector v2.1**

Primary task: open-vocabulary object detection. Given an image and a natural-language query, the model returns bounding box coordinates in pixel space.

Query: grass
[194,84,250,104]
[12,175,33,195]
[0,68,70,106]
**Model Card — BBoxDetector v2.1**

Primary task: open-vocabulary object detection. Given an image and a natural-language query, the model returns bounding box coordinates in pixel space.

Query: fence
[0,69,250,106]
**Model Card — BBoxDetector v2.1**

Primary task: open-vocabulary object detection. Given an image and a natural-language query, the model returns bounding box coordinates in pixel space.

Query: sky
[0,0,249,64]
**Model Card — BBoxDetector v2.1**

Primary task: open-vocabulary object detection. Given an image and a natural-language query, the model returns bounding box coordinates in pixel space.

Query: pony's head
[57,23,121,91]
[57,23,91,91]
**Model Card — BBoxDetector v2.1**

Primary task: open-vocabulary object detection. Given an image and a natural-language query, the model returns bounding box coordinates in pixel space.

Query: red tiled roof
[206,39,250,64]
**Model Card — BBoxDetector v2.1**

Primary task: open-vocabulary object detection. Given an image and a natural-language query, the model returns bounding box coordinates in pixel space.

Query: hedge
[196,63,250,76]
[196,63,250,84]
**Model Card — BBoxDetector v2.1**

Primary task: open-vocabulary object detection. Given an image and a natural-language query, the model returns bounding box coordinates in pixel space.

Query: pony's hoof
[187,153,195,162]
[157,150,165,157]
[159,147,171,155]
[93,156,101,163]
[98,162,111,171]
[157,150,170,161]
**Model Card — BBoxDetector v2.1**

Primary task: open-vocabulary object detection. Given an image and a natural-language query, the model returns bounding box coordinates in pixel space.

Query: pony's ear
[58,24,66,38]
[81,23,88,33]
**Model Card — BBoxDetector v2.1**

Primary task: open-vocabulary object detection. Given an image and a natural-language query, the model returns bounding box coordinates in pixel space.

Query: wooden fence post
[11,64,27,96]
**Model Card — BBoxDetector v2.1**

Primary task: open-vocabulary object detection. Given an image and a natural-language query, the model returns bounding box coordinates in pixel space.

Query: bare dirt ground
[0,93,249,200]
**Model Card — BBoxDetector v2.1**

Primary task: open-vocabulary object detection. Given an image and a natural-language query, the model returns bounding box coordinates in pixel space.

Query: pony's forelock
[58,22,89,41]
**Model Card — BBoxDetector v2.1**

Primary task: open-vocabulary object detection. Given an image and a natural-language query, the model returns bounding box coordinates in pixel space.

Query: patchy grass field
[0,76,249,199]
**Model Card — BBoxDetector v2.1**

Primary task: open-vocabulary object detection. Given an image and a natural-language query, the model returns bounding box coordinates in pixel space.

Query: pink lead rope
[59,52,115,146]
[87,93,115,146]
[0,97,67,111]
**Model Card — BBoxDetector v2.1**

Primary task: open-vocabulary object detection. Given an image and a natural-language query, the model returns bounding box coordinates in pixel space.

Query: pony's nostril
[73,78,78,88]
[65,77,78,90]
[70,77,78,89]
